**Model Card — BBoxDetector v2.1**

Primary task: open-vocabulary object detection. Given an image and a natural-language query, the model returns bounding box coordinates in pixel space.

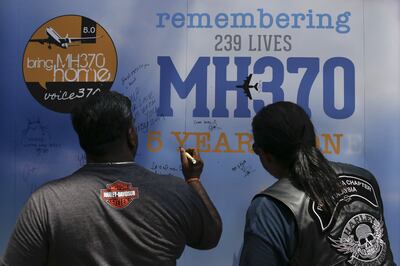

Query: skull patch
[329,213,386,266]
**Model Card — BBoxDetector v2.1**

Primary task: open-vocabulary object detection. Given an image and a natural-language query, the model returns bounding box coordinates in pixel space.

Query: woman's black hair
[252,101,342,212]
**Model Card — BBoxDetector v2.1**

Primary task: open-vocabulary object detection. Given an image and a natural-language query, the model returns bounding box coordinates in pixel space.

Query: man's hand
[179,147,204,180]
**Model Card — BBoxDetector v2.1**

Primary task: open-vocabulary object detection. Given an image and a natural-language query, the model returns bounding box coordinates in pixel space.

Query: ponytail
[252,101,343,213]
[292,145,342,212]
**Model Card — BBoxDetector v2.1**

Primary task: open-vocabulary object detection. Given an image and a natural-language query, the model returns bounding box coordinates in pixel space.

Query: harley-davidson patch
[100,180,139,209]
[329,213,387,266]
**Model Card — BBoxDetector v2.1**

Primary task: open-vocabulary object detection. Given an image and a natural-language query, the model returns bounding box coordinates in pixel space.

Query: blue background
[1,1,399,265]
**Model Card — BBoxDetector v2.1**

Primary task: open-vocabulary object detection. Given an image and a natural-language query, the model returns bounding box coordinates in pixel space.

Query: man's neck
[86,149,135,164]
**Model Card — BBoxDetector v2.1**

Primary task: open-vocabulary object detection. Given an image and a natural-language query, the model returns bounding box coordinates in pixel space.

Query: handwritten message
[122,64,165,133]
[150,161,182,175]
[21,118,61,156]
[232,160,255,178]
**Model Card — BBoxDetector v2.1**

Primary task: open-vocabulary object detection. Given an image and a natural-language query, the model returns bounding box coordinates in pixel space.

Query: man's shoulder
[45,164,185,184]
[27,172,78,202]
[31,164,191,202]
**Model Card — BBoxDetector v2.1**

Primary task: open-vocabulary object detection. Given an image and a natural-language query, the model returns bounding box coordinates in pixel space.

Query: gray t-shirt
[2,163,217,266]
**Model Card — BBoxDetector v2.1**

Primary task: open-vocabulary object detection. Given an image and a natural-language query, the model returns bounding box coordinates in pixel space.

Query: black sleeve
[2,193,49,266]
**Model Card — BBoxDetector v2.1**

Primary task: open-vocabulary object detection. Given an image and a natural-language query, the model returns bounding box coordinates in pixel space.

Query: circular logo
[23,15,118,113]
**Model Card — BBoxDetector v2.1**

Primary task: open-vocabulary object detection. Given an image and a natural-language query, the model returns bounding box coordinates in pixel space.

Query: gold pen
[184,152,197,164]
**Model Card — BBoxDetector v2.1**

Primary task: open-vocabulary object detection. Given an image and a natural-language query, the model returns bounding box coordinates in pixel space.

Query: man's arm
[179,147,222,249]
[2,193,48,266]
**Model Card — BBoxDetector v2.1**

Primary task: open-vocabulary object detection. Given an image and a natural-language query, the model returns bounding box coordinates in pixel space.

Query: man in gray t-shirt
[2,92,222,266]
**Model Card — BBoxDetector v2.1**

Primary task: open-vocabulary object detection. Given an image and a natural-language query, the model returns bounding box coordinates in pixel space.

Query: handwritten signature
[121,64,150,88]
[150,161,182,175]
[193,119,222,131]
[232,160,255,178]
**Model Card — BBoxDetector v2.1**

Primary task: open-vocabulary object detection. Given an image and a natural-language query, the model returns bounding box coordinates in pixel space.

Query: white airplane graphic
[29,27,101,49]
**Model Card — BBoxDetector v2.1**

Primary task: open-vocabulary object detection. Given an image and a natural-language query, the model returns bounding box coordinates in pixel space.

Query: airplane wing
[236,74,254,99]
[29,38,49,44]
[243,87,252,100]
[244,74,253,86]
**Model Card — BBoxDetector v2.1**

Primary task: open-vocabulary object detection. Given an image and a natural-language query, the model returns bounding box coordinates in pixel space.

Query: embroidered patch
[310,175,379,232]
[100,180,139,209]
[329,213,387,266]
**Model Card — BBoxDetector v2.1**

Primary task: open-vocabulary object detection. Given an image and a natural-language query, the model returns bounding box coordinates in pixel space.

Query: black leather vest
[257,162,395,266]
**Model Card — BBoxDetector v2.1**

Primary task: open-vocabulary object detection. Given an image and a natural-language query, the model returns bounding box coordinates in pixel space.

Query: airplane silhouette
[29,27,100,49]
[236,74,258,100]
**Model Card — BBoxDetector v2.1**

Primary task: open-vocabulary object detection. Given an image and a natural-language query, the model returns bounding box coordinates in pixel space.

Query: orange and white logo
[23,15,117,113]
[101,180,139,209]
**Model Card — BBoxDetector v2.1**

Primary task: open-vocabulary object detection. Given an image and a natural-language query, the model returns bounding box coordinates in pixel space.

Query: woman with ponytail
[240,102,395,266]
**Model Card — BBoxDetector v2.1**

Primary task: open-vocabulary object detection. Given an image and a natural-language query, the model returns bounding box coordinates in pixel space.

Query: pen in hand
[185,151,197,164]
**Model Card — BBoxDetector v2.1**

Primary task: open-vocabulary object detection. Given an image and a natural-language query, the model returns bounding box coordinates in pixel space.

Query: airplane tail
[254,83,259,91]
